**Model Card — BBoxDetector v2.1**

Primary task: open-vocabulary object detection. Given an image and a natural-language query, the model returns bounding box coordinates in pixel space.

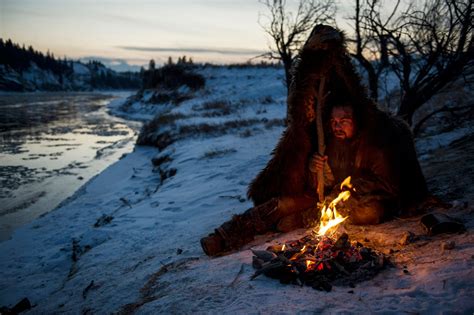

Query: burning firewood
[251,249,277,262]
[251,177,387,290]
[251,232,387,290]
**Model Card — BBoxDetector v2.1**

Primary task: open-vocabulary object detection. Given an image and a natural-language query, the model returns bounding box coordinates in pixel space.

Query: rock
[334,233,349,249]
[441,240,456,250]
[0,297,31,314]
[451,200,468,209]
[399,231,415,245]
[93,214,114,228]
[420,212,465,235]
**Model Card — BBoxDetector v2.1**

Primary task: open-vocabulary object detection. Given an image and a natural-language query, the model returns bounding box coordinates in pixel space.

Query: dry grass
[138,113,187,145]
[201,148,237,159]
[178,118,260,136]
[151,154,172,167]
[239,129,254,138]
[264,118,286,129]
[192,100,234,117]
[148,91,193,105]
[261,95,275,104]
[138,116,285,151]
[143,113,186,130]
[201,100,232,110]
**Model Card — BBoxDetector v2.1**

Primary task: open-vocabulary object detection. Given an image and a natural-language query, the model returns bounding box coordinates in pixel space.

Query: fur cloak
[247,25,428,210]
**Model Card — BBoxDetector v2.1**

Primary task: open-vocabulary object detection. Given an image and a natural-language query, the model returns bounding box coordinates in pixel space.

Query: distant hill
[0,39,141,91]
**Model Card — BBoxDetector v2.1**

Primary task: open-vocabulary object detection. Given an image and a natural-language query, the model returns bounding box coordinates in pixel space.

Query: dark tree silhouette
[0,38,72,76]
[0,39,141,90]
[349,0,474,126]
[148,59,156,71]
[259,0,336,89]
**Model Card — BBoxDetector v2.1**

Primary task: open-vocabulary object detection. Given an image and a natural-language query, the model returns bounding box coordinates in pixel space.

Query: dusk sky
[1,0,354,71]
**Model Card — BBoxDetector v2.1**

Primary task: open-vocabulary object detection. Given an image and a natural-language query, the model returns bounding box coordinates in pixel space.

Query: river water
[0,92,141,241]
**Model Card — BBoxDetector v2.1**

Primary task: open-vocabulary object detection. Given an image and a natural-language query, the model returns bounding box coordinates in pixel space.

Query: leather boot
[201,198,279,256]
[201,196,317,256]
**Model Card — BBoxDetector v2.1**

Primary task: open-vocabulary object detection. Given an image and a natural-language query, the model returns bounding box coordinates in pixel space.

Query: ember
[251,233,387,291]
[251,177,387,291]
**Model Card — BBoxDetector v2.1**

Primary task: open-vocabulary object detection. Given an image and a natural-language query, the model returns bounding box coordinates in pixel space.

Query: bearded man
[311,102,403,225]
[200,25,428,256]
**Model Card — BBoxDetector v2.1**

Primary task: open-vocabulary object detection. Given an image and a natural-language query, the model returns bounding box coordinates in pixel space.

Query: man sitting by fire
[201,25,428,256]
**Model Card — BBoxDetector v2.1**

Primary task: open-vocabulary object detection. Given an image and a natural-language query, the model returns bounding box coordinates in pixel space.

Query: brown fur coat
[247,25,428,210]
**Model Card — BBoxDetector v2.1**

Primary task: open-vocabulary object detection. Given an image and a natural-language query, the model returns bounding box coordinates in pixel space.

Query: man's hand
[309,153,328,173]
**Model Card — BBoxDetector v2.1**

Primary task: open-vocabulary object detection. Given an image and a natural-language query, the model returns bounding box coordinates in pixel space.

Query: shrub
[202,148,237,159]
[192,100,234,117]
[264,118,286,129]
[142,64,205,91]
[151,154,172,167]
[148,91,192,105]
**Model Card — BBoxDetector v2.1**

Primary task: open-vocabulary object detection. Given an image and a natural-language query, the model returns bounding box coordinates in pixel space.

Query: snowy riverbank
[0,92,140,242]
[1,66,473,313]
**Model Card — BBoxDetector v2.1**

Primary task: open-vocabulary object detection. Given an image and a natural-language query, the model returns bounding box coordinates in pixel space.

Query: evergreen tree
[149,59,155,71]
[0,39,140,90]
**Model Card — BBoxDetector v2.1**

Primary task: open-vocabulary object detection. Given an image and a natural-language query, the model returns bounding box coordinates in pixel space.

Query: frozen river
[0,92,140,241]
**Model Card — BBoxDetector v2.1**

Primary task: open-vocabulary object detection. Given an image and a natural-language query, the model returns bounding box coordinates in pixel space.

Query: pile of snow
[1,66,473,313]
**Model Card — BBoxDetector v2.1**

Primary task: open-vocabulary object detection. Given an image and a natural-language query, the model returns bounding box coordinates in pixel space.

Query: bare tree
[351,0,474,126]
[348,0,400,101]
[259,0,336,89]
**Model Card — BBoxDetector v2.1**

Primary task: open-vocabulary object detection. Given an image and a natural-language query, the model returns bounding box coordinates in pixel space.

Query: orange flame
[315,176,352,236]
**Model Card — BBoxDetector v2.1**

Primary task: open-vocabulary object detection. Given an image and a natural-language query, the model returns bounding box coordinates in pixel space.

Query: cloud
[117,45,265,56]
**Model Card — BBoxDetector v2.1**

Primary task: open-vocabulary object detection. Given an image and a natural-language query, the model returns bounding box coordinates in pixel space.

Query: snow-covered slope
[1,66,473,314]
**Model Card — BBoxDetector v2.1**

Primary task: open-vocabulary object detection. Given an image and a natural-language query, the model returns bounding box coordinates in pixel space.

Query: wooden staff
[316,76,327,203]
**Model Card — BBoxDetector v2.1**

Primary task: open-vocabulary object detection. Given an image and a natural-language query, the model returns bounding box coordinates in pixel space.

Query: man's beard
[332,136,352,145]
[328,136,357,182]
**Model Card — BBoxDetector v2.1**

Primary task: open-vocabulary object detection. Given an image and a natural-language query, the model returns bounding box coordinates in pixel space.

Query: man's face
[330,106,355,140]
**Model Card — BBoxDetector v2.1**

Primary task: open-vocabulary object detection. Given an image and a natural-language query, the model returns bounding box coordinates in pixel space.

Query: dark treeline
[140,55,281,91]
[0,39,141,91]
[163,55,282,69]
[0,38,73,77]
[141,57,205,91]
[87,60,141,90]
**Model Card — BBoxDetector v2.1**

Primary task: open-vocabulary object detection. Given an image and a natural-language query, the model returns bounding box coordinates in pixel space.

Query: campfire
[251,177,387,291]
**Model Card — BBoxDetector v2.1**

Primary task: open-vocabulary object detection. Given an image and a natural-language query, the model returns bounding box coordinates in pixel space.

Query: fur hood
[247,25,427,207]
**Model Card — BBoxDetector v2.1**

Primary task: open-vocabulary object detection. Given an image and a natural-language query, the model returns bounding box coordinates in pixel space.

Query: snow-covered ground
[1,66,473,314]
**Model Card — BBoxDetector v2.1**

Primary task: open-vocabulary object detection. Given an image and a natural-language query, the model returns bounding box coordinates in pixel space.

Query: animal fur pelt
[247,25,428,209]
